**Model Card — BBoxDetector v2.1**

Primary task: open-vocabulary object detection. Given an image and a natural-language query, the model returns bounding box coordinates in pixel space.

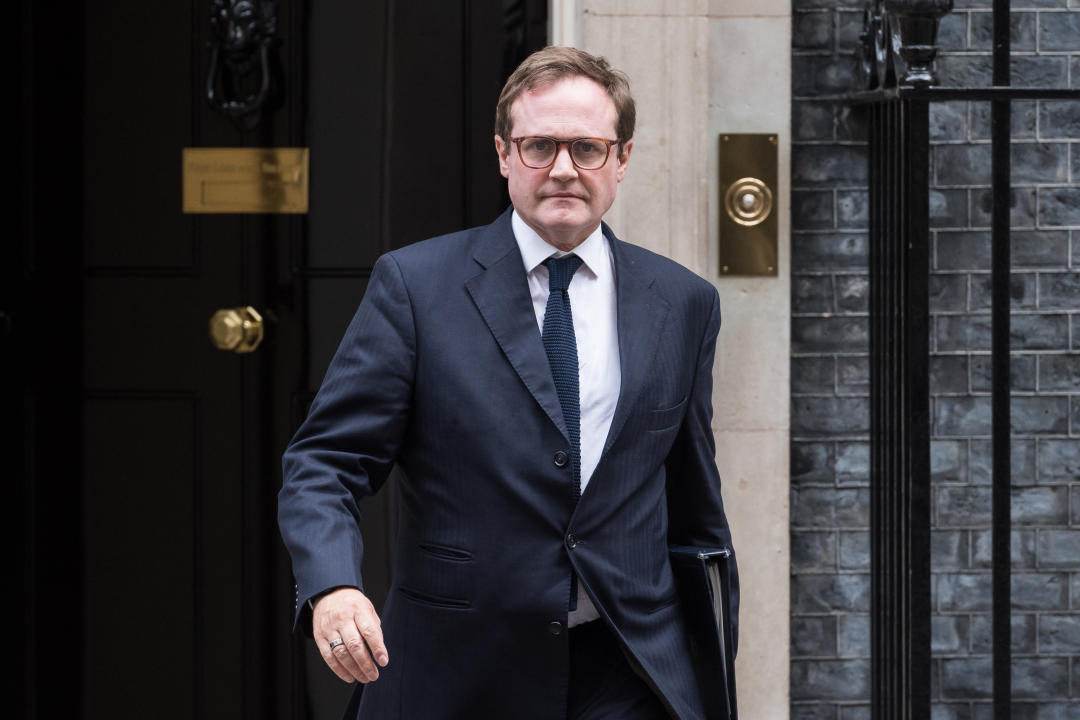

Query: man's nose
[548,145,578,180]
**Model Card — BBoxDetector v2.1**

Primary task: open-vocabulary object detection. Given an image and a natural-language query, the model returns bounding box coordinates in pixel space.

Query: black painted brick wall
[791,2,1080,718]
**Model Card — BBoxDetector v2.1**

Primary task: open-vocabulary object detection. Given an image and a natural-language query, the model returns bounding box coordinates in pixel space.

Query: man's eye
[526,139,554,153]
[575,141,598,154]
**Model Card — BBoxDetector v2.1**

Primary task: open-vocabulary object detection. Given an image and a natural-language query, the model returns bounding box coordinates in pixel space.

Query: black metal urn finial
[206,0,280,129]
[883,0,954,86]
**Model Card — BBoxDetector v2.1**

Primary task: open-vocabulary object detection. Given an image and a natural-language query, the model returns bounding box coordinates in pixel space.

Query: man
[279,46,738,720]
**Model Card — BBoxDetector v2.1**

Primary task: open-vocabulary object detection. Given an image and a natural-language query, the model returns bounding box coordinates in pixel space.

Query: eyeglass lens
[519,138,609,169]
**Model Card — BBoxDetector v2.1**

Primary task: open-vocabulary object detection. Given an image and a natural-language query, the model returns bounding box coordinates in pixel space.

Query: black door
[14,1,545,718]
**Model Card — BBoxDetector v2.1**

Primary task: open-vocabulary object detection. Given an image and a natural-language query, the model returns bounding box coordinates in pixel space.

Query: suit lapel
[601,225,670,458]
[465,211,569,442]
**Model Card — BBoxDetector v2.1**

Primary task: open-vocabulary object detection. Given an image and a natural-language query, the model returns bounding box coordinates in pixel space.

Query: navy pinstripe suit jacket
[278,207,739,720]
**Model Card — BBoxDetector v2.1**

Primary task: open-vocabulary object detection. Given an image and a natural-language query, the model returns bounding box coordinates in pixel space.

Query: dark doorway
[14,1,546,718]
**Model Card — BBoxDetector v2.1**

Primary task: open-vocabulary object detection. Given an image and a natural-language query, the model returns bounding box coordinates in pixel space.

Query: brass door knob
[209,306,264,353]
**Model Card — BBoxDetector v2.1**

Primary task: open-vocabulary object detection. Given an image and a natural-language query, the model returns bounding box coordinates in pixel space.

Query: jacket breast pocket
[646,395,688,432]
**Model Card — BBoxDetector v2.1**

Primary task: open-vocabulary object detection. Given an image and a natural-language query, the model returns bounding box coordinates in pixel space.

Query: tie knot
[544,255,584,292]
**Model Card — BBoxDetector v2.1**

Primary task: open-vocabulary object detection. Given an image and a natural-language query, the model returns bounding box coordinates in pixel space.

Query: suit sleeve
[278,253,416,633]
[665,286,740,654]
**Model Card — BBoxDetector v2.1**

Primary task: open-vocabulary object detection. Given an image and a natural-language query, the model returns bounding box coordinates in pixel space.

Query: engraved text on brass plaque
[182,147,309,214]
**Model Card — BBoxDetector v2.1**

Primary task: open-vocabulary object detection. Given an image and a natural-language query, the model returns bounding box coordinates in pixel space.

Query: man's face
[495,76,632,250]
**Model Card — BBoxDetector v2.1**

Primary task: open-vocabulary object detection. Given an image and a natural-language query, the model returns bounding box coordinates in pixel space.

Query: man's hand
[313,587,389,684]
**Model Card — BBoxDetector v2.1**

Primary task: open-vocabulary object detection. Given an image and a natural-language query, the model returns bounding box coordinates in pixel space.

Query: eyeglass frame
[508,136,624,170]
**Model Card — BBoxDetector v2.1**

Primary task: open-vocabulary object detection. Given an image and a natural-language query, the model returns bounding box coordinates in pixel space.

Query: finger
[341,626,380,683]
[317,637,357,684]
[357,613,389,668]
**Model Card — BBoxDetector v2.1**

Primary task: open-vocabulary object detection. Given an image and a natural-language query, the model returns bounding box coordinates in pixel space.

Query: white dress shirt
[511,210,621,627]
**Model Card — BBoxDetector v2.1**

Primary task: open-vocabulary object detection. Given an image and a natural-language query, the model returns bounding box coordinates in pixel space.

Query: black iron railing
[850,1,1080,718]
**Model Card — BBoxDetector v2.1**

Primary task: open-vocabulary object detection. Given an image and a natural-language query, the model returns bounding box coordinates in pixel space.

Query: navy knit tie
[542,255,584,502]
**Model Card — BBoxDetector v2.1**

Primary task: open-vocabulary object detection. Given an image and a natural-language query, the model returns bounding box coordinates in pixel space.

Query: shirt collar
[511,209,607,279]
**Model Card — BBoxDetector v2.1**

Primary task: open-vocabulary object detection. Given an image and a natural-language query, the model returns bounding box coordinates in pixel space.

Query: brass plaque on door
[719,134,777,276]
[182,147,309,214]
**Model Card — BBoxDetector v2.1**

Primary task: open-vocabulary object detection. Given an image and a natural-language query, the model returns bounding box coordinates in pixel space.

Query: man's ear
[615,139,633,182]
[495,135,510,179]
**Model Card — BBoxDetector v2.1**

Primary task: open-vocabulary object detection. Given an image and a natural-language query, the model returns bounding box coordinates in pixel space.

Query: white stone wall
[556,1,792,716]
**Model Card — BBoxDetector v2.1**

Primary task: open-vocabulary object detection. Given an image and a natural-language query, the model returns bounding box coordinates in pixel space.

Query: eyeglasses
[510,136,622,170]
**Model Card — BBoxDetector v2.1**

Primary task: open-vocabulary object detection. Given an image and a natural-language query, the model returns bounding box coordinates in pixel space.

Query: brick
[791,574,871,613]
[793,233,868,270]
[836,10,864,51]
[1013,143,1070,184]
[1040,355,1080,391]
[836,190,869,228]
[793,11,833,50]
[972,529,1036,568]
[936,231,989,270]
[937,54,993,88]
[835,275,869,313]
[793,55,861,97]
[1009,314,1070,350]
[970,352,1037,393]
[1074,145,1080,184]
[837,614,870,657]
[835,441,869,483]
[969,438,1037,485]
[839,530,869,571]
[793,487,870,528]
[793,190,835,230]
[938,485,993,527]
[970,101,1038,141]
[1073,487,1080,526]
[793,316,869,353]
[941,656,993,698]
[931,101,968,141]
[1012,658,1070,699]
[938,573,992,611]
[1074,572,1080,609]
[970,613,1037,653]
[932,440,969,482]
[791,659,871,700]
[1012,56,1069,88]
[969,11,1037,50]
[1038,188,1080,227]
[1012,396,1070,434]
[969,273,1036,312]
[1013,572,1070,609]
[793,145,868,185]
[937,314,992,351]
[932,615,970,654]
[1037,531,1080,568]
[838,707,870,720]
[937,11,968,51]
[1073,54,1080,88]
[792,531,837,572]
[1039,9,1080,50]
[791,705,834,720]
[1039,101,1080,139]
[1074,232,1080,270]
[933,529,970,570]
[1013,486,1070,526]
[791,615,837,657]
[935,395,992,436]
[792,442,835,485]
[1012,704,1080,720]
[1013,230,1070,267]
[793,100,835,142]
[936,144,992,186]
[794,275,836,314]
[970,187,1037,228]
[1073,395,1080,433]
[930,274,967,312]
[1038,439,1080,479]
[1041,273,1080,310]
[793,356,835,394]
[930,703,974,720]
[932,354,970,394]
[836,105,869,142]
[837,357,869,396]
[930,189,969,228]
[1038,613,1080,652]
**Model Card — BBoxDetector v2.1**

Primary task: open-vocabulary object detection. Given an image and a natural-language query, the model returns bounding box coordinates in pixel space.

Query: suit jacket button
[553,450,569,468]
[549,621,563,636]
[566,533,579,549]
